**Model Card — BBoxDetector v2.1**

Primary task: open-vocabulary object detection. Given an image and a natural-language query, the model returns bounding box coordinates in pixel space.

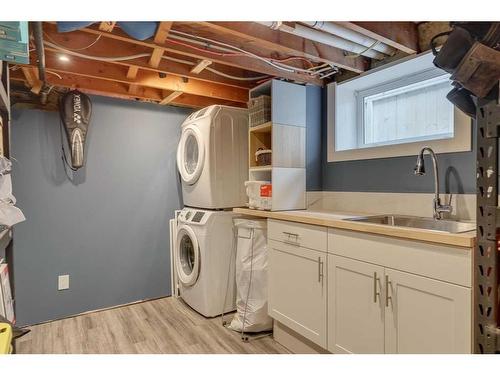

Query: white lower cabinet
[384,268,471,354]
[328,255,385,353]
[268,239,327,347]
[328,254,472,354]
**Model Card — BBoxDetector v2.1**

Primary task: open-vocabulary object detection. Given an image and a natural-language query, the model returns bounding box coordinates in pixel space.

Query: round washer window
[175,226,200,286]
[179,234,196,276]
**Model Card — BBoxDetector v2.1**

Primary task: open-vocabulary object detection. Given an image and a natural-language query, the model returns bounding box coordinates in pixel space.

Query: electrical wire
[169,30,337,76]
[43,31,102,51]
[44,39,269,82]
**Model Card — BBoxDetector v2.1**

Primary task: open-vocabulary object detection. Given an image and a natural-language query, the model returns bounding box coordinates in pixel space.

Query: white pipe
[301,21,396,56]
[259,21,386,60]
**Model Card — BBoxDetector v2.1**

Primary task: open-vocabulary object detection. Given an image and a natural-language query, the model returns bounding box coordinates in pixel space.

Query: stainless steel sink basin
[344,215,476,234]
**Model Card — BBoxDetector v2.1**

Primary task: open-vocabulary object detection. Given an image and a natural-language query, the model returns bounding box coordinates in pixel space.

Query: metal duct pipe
[32,21,48,104]
[259,21,386,60]
[301,21,396,56]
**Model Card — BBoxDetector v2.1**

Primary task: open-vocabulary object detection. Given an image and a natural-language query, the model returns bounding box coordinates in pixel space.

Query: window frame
[327,52,472,163]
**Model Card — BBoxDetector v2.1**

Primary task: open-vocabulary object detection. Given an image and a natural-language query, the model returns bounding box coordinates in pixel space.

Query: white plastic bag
[229,218,272,333]
[0,156,25,227]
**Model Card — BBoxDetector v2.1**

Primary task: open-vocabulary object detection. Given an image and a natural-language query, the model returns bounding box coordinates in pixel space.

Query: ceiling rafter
[42,23,259,89]
[27,50,249,103]
[185,21,368,73]
[70,24,324,85]
[10,69,246,109]
[337,22,419,54]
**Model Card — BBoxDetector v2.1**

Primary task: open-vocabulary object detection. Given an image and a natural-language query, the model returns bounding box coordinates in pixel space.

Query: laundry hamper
[228,218,272,334]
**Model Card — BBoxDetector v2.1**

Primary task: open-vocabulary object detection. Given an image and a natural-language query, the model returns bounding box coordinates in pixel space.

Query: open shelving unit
[247,79,306,211]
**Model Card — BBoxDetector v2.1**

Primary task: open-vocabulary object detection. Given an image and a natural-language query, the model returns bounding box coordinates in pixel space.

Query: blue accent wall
[11,96,190,325]
[320,89,476,194]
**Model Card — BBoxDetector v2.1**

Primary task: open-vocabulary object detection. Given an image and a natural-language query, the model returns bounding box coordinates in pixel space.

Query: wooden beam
[149,22,173,69]
[126,66,139,79]
[28,50,249,103]
[128,84,139,94]
[10,69,246,109]
[154,22,173,44]
[99,22,117,33]
[21,67,42,94]
[184,21,367,73]
[337,22,419,54]
[159,90,183,105]
[149,48,164,68]
[42,23,258,89]
[190,59,212,74]
[69,24,324,85]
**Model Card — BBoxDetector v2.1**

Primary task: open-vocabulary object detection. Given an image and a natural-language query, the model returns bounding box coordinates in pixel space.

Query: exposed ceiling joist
[148,48,164,68]
[10,69,245,109]
[190,59,212,74]
[99,22,116,33]
[74,24,324,85]
[30,50,249,103]
[159,90,183,105]
[42,24,258,89]
[154,21,173,44]
[126,66,139,79]
[21,67,42,94]
[188,21,367,73]
[337,22,419,55]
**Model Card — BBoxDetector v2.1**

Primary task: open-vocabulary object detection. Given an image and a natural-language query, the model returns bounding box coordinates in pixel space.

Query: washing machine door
[176,125,205,185]
[175,225,200,286]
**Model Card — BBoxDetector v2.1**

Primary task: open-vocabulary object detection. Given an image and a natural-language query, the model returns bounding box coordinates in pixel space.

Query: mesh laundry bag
[228,218,273,333]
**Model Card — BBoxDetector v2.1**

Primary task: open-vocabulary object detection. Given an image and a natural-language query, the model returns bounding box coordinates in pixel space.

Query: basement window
[327,52,471,162]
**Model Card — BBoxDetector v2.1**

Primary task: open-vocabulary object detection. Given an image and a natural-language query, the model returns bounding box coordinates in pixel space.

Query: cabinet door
[328,255,385,353]
[268,239,327,348]
[384,268,472,354]
[271,80,306,127]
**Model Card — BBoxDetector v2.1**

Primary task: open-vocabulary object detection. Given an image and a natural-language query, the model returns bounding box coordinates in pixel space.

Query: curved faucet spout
[414,147,452,220]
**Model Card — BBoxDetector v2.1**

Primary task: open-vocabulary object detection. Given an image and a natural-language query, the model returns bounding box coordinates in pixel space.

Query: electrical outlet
[58,274,70,290]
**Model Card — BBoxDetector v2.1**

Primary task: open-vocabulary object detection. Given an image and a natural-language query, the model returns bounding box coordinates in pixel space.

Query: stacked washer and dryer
[174,105,248,317]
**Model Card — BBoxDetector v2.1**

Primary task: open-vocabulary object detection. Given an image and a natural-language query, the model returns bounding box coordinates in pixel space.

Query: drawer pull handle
[385,275,392,307]
[282,231,299,245]
[373,272,380,303]
[317,257,324,283]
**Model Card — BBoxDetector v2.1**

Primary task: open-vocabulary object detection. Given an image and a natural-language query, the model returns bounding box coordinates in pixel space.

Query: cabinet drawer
[328,228,472,287]
[268,219,327,252]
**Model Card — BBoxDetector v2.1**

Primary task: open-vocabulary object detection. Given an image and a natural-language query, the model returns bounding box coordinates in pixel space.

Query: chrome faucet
[414,147,453,220]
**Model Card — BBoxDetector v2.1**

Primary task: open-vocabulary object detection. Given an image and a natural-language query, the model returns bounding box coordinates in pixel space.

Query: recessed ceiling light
[58,55,70,62]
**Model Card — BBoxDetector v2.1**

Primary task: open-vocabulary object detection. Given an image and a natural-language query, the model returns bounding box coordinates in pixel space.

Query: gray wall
[11,96,190,325]
[320,90,476,194]
[306,85,323,191]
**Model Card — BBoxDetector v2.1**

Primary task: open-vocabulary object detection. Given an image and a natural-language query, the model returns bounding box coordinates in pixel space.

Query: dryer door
[175,225,200,286]
[176,125,205,185]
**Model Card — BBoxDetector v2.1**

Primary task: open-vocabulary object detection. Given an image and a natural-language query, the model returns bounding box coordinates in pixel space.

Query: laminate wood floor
[15,297,289,354]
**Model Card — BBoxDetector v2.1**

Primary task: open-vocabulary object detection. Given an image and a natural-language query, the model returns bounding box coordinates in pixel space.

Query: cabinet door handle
[385,275,392,307]
[373,272,380,303]
[317,257,324,283]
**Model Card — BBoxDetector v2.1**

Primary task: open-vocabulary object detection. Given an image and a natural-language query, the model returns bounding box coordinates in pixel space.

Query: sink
[343,215,475,234]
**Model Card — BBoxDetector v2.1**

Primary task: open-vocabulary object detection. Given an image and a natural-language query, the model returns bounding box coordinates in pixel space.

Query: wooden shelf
[249,165,272,172]
[249,121,272,134]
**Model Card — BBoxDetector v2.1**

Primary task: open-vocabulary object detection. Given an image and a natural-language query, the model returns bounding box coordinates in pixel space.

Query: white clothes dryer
[176,105,248,209]
[175,207,237,317]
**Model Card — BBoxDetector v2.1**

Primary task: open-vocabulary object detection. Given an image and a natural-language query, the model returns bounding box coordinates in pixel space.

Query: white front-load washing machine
[175,207,237,317]
[176,105,248,209]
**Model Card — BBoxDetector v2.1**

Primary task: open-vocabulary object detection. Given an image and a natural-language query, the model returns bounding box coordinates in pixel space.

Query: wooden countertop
[233,208,476,248]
